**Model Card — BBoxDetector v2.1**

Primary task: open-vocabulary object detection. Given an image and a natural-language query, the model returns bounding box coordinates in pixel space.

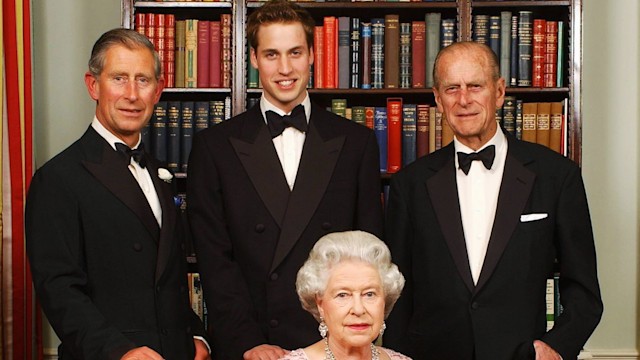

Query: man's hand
[194,338,211,360]
[534,340,562,360]
[243,344,289,360]
[121,346,164,360]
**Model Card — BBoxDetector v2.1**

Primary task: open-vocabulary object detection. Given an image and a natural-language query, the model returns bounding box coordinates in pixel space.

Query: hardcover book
[386,97,403,173]
[384,15,400,89]
[411,21,426,88]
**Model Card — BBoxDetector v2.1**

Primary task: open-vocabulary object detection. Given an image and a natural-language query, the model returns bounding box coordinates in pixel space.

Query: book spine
[314,26,324,89]
[146,13,156,49]
[374,107,388,173]
[165,15,176,88]
[434,110,442,150]
[488,15,500,60]
[502,96,516,136]
[440,18,455,48]
[352,106,366,127]
[532,19,546,88]
[331,98,347,118]
[209,100,225,126]
[361,23,372,89]
[473,15,488,45]
[364,106,375,130]
[536,102,551,148]
[499,11,512,83]
[197,20,211,88]
[411,21,426,88]
[152,101,168,164]
[209,21,222,88]
[175,20,186,88]
[509,15,519,87]
[384,15,400,89]
[399,22,412,89]
[402,104,417,166]
[324,17,337,89]
[167,101,182,173]
[221,14,232,88]
[135,12,146,37]
[371,18,385,89]
[425,13,441,87]
[556,21,564,87]
[416,104,429,158]
[549,101,563,153]
[522,102,537,143]
[515,99,523,140]
[185,19,198,88]
[181,101,195,173]
[387,97,403,173]
[194,101,210,133]
[428,107,436,153]
[544,21,558,88]
[350,18,361,89]
[517,11,533,87]
[338,17,351,89]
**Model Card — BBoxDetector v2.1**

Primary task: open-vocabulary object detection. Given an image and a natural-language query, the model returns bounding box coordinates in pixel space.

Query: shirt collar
[454,121,507,167]
[91,116,142,151]
[260,93,311,125]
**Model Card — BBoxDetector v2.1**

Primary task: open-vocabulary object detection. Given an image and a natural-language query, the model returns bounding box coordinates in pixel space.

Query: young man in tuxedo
[26,29,209,360]
[384,41,603,360]
[187,1,383,359]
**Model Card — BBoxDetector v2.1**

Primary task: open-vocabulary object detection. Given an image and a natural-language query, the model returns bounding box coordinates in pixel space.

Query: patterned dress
[279,347,412,360]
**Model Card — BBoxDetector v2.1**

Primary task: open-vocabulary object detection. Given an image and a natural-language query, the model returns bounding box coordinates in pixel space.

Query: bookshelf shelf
[134,1,232,8]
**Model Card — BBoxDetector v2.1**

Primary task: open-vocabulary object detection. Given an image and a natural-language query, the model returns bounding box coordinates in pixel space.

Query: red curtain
[1,0,42,358]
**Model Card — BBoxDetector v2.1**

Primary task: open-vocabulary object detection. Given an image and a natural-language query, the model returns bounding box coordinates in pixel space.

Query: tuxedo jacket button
[269,319,279,328]
[470,302,479,310]
[255,224,265,233]
[270,273,279,281]
[322,222,332,230]
[132,243,143,252]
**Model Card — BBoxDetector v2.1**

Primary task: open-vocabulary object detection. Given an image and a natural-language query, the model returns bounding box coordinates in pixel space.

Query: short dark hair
[433,41,500,88]
[88,28,161,79]
[246,0,315,51]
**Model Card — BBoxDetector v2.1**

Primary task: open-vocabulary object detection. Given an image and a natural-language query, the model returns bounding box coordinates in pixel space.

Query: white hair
[296,231,405,321]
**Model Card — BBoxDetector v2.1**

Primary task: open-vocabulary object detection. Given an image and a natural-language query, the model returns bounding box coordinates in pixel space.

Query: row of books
[134,13,232,89]
[473,12,564,88]
[248,13,456,90]
[142,98,232,173]
[327,97,567,173]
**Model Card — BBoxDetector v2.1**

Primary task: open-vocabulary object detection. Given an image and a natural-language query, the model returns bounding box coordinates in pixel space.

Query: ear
[154,75,166,103]
[250,47,259,70]
[308,46,314,66]
[315,294,325,319]
[495,77,506,109]
[84,71,99,101]
[433,86,444,113]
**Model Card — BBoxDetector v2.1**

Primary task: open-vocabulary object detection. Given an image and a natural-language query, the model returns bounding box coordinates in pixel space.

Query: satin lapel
[147,159,177,283]
[427,151,475,292]
[230,116,290,227]
[81,130,160,241]
[475,149,536,293]
[270,119,345,272]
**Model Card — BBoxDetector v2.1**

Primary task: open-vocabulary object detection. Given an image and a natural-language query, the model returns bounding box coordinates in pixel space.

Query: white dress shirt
[91,117,162,226]
[260,94,311,190]
[454,124,507,284]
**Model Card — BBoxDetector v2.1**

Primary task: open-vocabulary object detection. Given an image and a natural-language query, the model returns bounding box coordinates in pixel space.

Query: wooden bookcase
[122,0,583,165]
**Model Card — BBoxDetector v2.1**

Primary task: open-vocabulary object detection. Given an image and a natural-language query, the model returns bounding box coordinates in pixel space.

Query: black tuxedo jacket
[26,127,206,359]
[187,103,384,359]
[384,132,602,360]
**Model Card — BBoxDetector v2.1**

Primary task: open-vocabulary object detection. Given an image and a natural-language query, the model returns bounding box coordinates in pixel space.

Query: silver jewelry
[379,321,386,337]
[318,319,328,338]
[324,337,379,360]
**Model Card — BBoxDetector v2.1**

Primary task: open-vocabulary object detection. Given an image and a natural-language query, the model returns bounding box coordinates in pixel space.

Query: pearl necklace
[323,337,380,360]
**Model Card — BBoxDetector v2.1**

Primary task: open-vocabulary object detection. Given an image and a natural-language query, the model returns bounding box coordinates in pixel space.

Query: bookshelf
[122,0,583,165]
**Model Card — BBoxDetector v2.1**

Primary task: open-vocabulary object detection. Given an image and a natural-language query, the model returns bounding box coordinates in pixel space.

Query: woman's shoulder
[279,349,309,360]
[380,347,413,360]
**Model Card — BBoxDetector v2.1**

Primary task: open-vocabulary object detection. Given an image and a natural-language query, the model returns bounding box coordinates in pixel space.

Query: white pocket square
[520,213,548,222]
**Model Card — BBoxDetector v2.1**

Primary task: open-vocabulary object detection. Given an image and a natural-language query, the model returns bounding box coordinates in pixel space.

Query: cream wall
[31,0,639,357]
[582,0,640,357]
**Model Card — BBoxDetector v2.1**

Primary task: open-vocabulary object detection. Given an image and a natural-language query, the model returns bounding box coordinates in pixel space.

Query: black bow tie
[115,142,147,168]
[457,145,495,175]
[265,104,307,138]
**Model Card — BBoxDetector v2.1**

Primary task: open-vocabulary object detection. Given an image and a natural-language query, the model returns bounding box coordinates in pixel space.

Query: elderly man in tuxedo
[26,28,209,360]
[186,1,383,359]
[384,41,602,360]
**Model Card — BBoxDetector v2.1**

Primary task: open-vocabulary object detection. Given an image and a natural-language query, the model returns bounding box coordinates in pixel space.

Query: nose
[458,87,470,106]
[351,295,366,316]
[124,80,139,101]
[278,56,292,75]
